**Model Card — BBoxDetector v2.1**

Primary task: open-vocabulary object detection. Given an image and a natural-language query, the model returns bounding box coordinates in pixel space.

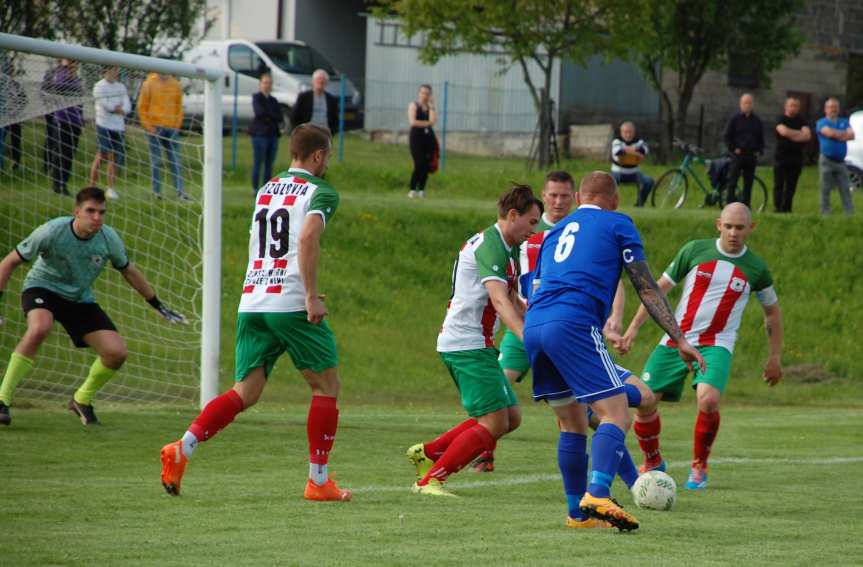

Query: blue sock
[617,445,639,489]
[624,383,642,408]
[558,431,588,520]
[588,423,626,498]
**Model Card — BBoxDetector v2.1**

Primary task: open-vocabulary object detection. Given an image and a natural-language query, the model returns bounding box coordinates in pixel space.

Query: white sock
[181,430,199,459]
[309,463,328,486]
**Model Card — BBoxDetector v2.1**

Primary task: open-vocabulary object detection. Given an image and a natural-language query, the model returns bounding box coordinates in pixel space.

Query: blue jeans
[147,127,184,196]
[251,135,279,191]
[611,170,654,207]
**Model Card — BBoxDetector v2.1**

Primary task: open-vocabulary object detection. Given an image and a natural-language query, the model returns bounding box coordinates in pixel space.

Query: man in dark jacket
[723,93,764,206]
[290,69,338,133]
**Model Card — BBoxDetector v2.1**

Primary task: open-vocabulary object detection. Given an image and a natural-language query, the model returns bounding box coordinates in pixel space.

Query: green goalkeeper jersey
[16,217,129,303]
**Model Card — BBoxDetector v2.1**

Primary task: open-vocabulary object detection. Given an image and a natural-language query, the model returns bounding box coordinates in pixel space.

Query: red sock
[308,396,339,465]
[634,411,663,467]
[419,423,495,485]
[423,418,478,460]
[693,410,720,467]
[188,390,244,442]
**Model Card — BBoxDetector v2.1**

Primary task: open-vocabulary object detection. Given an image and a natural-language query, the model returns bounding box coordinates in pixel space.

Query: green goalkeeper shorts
[235,311,338,380]
[641,345,732,402]
[440,348,518,418]
[498,329,530,378]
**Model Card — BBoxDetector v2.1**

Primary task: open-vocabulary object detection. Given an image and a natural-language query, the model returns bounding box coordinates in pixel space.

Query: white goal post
[0,33,222,408]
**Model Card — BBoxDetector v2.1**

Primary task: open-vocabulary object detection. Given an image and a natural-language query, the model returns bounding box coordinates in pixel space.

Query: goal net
[0,36,222,405]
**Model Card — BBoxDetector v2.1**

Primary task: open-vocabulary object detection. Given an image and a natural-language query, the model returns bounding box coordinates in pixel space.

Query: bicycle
[651,139,768,212]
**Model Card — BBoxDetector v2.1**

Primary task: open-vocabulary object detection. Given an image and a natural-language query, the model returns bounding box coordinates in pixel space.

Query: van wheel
[281,105,292,134]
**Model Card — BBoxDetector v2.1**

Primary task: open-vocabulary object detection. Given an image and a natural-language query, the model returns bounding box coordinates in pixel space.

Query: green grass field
[2,131,863,566]
[3,402,862,566]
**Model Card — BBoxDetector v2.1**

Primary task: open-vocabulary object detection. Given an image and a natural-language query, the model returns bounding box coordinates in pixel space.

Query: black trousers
[52,121,81,194]
[773,160,803,213]
[725,153,757,206]
[409,130,434,191]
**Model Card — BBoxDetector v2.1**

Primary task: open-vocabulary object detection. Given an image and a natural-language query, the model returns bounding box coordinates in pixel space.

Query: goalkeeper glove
[147,295,188,324]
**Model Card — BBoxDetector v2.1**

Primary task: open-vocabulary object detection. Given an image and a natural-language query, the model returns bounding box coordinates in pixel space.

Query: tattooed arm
[623,260,705,372]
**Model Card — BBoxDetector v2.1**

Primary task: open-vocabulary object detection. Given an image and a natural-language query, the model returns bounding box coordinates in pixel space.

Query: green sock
[0,352,35,405]
[73,358,116,405]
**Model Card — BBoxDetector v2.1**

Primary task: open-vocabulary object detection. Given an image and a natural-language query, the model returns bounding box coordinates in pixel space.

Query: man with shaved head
[524,172,703,530]
[723,94,764,206]
[620,202,783,491]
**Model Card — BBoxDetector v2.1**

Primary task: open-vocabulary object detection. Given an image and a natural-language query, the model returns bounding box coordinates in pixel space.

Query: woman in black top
[249,73,283,192]
[407,84,437,198]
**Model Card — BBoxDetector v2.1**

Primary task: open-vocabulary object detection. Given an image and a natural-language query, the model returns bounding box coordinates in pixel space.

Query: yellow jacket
[137,73,183,131]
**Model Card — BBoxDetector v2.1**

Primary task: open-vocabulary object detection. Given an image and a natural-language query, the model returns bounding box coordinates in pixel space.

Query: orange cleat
[304,478,352,502]
[160,440,188,496]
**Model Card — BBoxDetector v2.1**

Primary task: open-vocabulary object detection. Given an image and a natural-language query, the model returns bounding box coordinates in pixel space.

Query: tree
[58,0,216,58]
[0,0,58,42]
[373,0,633,168]
[627,0,805,157]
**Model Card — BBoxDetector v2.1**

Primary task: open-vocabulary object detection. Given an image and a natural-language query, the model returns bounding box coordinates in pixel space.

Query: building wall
[294,0,367,91]
[205,0,280,41]
[661,0,863,157]
[364,17,559,133]
[559,57,659,128]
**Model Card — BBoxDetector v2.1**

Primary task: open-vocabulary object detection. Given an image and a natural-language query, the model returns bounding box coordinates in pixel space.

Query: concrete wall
[205,0,280,41]
[294,0,367,91]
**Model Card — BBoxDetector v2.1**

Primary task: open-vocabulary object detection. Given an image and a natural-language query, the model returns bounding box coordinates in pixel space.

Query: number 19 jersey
[238,168,339,313]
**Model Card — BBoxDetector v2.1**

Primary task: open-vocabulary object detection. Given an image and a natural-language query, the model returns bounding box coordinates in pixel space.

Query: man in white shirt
[89,66,130,200]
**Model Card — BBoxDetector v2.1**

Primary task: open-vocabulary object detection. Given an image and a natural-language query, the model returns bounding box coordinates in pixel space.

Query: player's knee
[639,387,657,410]
[697,393,720,413]
[506,406,522,433]
[24,322,52,344]
[102,345,128,369]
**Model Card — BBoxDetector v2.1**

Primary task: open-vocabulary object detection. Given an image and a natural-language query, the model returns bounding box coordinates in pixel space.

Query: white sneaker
[418,190,425,199]
[106,188,119,200]
[407,190,417,199]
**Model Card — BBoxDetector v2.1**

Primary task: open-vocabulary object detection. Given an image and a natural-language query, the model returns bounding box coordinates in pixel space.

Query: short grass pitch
[3,401,862,566]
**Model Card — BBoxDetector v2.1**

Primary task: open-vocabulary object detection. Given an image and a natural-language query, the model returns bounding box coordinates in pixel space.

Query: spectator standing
[723,93,764,206]
[290,69,338,133]
[0,57,25,172]
[249,72,283,192]
[610,121,653,207]
[773,97,811,213]
[89,66,130,200]
[42,59,84,196]
[816,97,855,216]
[137,73,188,200]
[407,84,437,199]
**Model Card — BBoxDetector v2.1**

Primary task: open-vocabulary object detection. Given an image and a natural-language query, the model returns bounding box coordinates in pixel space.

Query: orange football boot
[160,440,188,496]
[304,478,352,502]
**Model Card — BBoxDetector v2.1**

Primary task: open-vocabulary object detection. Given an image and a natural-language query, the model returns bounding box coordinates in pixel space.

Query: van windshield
[256,42,336,77]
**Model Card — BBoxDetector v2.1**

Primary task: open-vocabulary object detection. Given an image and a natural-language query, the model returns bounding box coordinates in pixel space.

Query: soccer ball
[631,470,677,511]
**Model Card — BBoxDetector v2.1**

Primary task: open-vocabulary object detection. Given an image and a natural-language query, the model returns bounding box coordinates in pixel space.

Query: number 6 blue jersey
[526,204,646,328]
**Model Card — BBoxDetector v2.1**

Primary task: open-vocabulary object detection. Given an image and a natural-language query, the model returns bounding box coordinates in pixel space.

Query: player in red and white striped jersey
[619,203,784,490]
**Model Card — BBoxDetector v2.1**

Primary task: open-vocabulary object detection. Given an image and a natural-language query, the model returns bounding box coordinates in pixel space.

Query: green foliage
[2,403,862,565]
[625,0,806,151]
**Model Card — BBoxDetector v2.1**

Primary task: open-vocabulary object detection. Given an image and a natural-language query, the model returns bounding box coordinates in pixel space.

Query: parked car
[846,109,863,190]
[181,39,362,132]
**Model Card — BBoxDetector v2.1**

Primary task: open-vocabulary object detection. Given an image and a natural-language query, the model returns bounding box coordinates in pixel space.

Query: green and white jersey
[238,168,339,313]
[16,217,129,303]
[661,238,776,352]
[437,224,519,352]
[517,213,556,301]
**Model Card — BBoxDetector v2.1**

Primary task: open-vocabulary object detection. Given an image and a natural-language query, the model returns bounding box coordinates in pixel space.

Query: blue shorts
[524,320,627,403]
[96,126,126,166]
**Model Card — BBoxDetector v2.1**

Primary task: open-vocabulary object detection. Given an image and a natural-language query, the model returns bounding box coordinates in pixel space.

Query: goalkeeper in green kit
[0,187,186,426]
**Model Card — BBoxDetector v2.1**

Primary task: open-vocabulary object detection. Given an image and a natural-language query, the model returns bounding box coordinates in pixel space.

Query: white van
[845,109,862,190]
[182,39,362,131]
